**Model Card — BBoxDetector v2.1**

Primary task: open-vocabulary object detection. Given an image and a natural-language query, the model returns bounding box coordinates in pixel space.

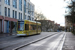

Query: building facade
[36,20,55,32]
[0,0,34,34]
[54,23,60,32]
[64,0,75,32]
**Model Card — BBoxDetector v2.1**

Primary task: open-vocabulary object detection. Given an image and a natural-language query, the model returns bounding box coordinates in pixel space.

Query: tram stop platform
[62,32,75,50]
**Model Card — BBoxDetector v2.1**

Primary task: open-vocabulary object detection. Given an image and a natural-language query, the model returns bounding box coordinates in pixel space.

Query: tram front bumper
[17,34,27,36]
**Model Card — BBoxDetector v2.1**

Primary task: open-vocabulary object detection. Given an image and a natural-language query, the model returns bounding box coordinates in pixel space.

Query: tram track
[13,32,62,50]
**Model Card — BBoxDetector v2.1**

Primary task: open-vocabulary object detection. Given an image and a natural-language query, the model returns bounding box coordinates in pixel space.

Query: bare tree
[34,12,47,20]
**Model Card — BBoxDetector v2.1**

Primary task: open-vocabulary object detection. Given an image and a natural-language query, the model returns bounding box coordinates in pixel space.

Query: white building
[0,0,34,34]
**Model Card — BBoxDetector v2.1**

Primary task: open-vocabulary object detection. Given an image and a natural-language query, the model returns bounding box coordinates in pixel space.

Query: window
[29,25,37,30]
[28,16,29,20]
[30,16,31,20]
[13,0,17,8]
[15,11,17,19]
[32,9,34,16]
[24,0,26,13]
[28,3,30,14]
[18,13,22,20]
[32,17,34,21]
[28,16,31,20]
[12,22,17,33]
[5,7,7,16]
[19,0,22,11]
[5,0,7,4]
[21,13,22,20]
[32,6,34,16]
[19,12,20,19]
[13,10,14,18]
[24,15,26,19]
[25,24,29,30]
[0,0,1,2]
[28,3,29,10]
[0,5,1,15]
[5,0,10,5]
[38,26,41,30]
[8,8,10,17]
[8,0,10,5]
[18,21,24,31]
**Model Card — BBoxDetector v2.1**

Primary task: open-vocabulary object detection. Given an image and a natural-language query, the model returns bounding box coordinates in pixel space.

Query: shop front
[9,21,17,33]
[4,17,17,35]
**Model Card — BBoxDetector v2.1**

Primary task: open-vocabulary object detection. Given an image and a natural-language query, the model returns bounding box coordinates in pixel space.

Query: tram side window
[25,24,29,30]
[33,25,37,30]
[30,25,37,30]
[18,22,24,31]
[33,25,36,30]
[29,25,33,30]
[38,26,41,30]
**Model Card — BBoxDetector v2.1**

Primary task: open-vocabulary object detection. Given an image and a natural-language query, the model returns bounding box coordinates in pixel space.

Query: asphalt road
[0,32,58,50]
[18,32,65,50]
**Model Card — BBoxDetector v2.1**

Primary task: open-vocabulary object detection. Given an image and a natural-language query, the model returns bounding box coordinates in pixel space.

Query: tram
[17,20,41,36]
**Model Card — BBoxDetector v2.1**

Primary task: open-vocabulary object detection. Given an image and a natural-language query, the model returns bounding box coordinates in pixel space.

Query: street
[18,32,65,50]
[0,0,75,50]
[0,32,58,50]
[0,32,66,50]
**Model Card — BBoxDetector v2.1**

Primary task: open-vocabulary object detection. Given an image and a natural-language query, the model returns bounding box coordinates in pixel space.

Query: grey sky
[31,0,65,26]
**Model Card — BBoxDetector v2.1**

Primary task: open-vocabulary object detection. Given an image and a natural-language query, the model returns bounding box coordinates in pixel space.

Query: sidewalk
[0,33,16,38]
[62,32,75,50]
[0,33,16,42]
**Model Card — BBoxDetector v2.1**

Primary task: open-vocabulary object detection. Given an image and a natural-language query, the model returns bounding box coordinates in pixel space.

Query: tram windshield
[18,21,24,31]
